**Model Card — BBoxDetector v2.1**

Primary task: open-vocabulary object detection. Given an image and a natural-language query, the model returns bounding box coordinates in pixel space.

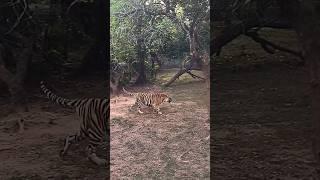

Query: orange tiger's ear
[161,93,169,98]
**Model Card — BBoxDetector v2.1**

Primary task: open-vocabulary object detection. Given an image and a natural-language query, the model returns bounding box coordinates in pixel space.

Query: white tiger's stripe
[40,81,109,166]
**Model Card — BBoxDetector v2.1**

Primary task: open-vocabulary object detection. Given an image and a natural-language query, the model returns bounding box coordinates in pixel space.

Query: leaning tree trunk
[164,26,203,87]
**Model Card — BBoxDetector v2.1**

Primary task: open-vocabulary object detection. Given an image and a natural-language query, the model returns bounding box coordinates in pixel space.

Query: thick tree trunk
[151,58,155,79]
[110,71,122,96]
[79,0,107,73]
[150,52,161,79]
[0,35,33,133]
[135,15,147,85]
[135,38,147,84]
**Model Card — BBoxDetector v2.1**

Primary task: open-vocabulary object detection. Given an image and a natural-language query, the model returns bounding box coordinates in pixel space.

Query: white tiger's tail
[40,81,78,107]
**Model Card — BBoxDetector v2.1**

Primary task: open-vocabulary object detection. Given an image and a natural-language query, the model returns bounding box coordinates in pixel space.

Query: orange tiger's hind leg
[152,105,162,114]
[137,108,144,114]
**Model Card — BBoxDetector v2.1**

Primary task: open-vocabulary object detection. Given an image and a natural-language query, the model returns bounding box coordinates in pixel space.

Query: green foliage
[111,0,209,84]
[112,1,186,77]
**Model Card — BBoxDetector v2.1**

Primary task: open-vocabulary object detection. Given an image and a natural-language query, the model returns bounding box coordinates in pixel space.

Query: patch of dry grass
[110,70,210,178]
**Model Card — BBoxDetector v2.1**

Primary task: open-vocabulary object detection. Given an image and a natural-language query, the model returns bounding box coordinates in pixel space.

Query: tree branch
[66,0,81,14]
[5,0,28,34]
[186,70,206,80]
[211,17,260,56]
[211,17,294,56]
[245,31,304,59]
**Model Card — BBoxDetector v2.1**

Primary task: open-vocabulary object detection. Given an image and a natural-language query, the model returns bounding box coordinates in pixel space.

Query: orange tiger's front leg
[135,101,144,114]
[152,105,162,114]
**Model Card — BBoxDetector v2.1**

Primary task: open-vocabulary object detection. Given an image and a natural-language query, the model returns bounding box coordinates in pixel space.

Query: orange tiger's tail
[122,87,136,96]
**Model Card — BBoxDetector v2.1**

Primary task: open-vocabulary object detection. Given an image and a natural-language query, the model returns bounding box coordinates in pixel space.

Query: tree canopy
[110,0,209,86]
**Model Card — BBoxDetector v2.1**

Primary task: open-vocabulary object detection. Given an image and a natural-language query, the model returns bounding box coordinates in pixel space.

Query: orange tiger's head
[160,94,172,103]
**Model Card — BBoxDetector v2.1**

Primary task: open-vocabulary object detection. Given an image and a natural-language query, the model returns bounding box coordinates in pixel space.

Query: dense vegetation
[110,0,209,89]
[0,0,107,131]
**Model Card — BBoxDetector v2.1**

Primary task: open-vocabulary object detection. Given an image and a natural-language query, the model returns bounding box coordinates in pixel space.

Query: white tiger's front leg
[88,153,107,166]
[60,134,84,158]
[87,145,107,166]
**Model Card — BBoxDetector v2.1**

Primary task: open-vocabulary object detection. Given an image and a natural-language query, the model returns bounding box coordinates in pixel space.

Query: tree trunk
[150,52,160,79]
[110,71,122,96]
[135,15,147,85]
[79,0,107,73]
[164,68,188,87]
[0,35,33,133]
[164,26,203,87]
[151,57,155,79]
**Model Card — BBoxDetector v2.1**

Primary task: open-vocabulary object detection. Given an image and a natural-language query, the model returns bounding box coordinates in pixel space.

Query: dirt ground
[212,30,316,179]
[110,69,210,178]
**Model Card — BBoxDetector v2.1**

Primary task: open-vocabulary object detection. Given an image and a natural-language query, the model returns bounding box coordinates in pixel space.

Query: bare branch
[245,31,304,59]
[211,17,293,56]
[5,0,28,34]
[186,70,206,80]
[114,9,140,18]
[66,0,81,14]
[211,17,260,56]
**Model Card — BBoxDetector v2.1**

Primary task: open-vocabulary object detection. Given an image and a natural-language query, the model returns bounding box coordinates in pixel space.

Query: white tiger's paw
[138,110,144,114]
[59,150,65,158]
[158,111,162,115]
[88,155,107,166]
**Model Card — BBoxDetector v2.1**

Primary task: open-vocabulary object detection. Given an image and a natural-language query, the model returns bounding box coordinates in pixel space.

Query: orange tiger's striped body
[123,87,172,114]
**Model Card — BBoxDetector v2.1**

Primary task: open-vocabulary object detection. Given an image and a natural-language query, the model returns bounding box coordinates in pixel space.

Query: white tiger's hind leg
[86,144,107,166]
[60,133,85,158]
[86,131,107,166]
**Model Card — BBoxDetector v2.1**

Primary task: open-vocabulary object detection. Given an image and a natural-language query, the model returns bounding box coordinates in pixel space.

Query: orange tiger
[123,87,172,114]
